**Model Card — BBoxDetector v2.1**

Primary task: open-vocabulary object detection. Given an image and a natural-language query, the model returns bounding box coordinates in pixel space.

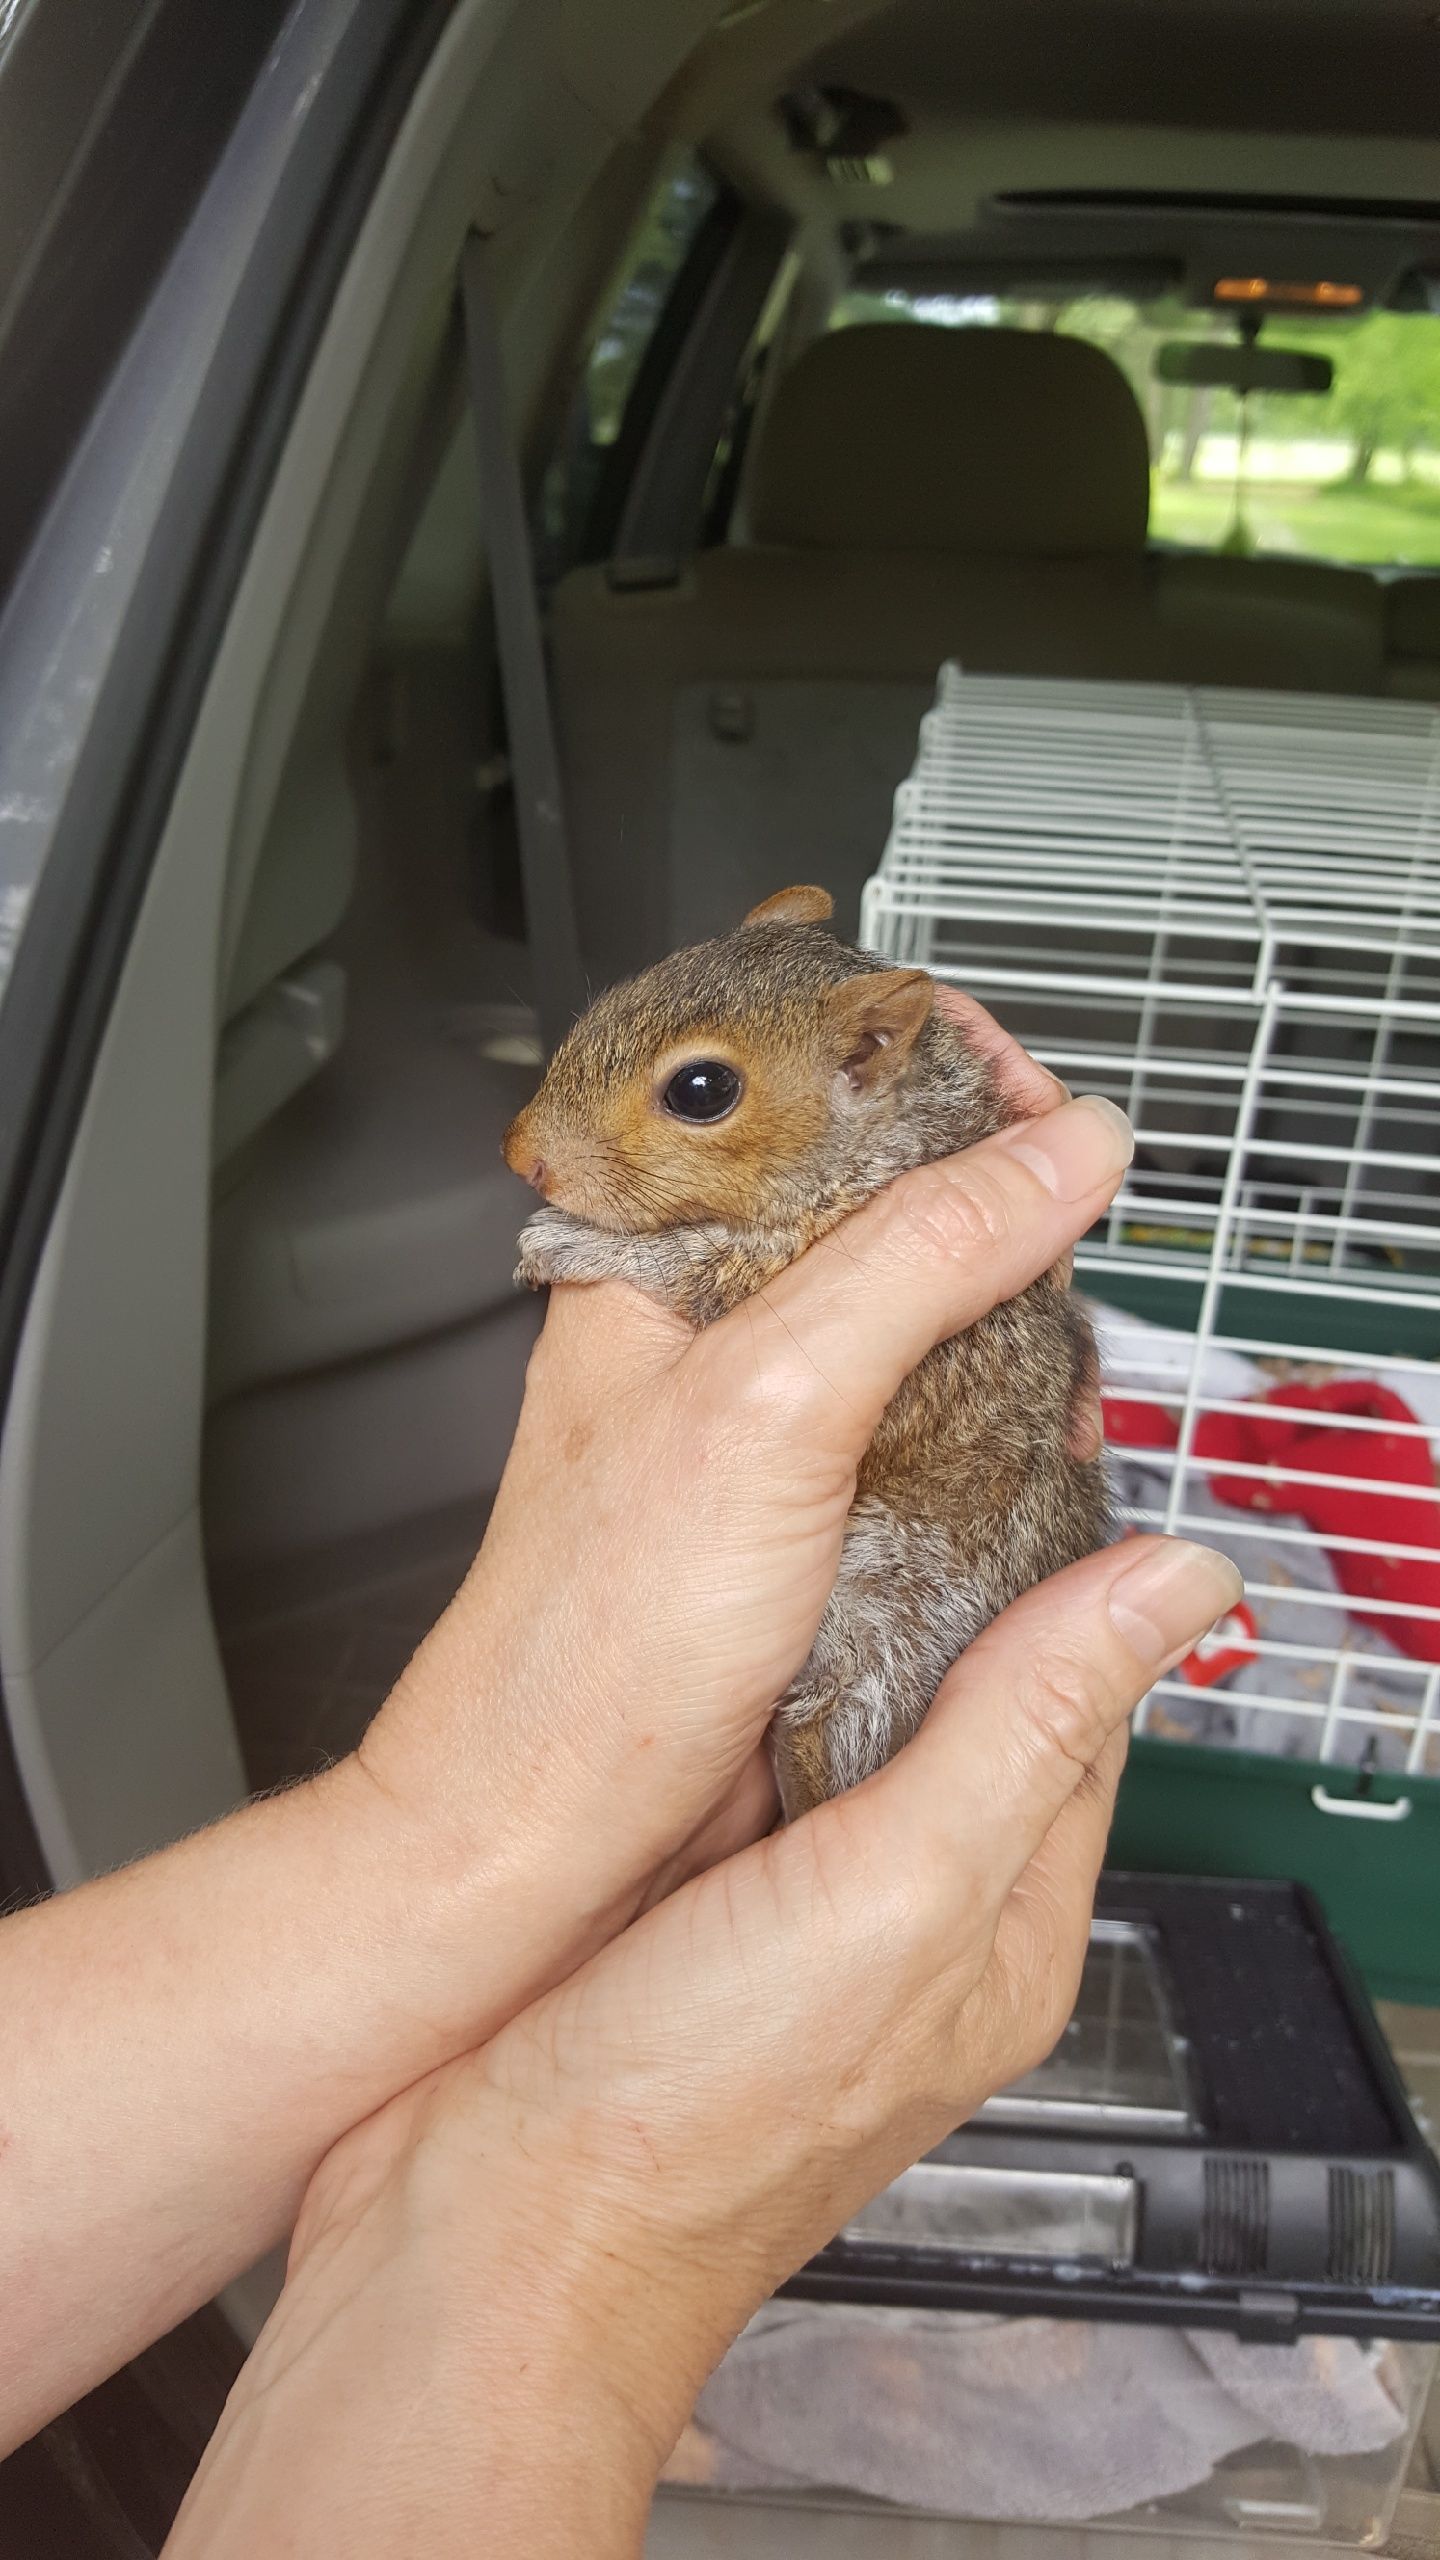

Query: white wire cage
[861,669,1440,1790]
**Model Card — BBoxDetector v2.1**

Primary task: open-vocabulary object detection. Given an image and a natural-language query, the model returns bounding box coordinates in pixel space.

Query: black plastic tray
[789,1875,1440,2342]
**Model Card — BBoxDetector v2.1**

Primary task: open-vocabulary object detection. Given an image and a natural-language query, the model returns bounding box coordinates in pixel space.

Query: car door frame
[0,0,462,2537]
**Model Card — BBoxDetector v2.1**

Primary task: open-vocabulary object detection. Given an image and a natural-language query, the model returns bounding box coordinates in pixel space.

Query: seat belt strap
[460,233,587,1057]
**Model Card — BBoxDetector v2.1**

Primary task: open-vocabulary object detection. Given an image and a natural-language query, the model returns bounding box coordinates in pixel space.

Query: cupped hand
[233,1530,1238,2555]
[358,997,1131,1956]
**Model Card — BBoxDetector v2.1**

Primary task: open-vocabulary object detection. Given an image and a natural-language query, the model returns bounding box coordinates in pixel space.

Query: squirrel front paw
[515,1207,739,1316]
[513,1206,623,1291]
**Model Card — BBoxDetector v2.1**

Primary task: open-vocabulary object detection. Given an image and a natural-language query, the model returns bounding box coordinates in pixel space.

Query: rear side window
[535,154,721,585]
[828,286,1440,570]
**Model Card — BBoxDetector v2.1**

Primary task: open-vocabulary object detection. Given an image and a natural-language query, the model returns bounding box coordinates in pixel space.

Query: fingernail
[1003,1095,1134,1200]
[1108,1541,1245,1667]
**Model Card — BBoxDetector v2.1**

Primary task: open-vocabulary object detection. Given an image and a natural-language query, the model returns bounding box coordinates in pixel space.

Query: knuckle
[1068,1384,1105,1461]
[1022,1954,1089,2073]
[522,1327,561,1397]
[675,1387,749,1484]
[733,1353,819,1447]
[689,1359,773,1465]
[1018,1643,1119,1778]
[983,1974,1059,2089]
[886,1157,1016,1268]
[522,1303,601,1413]
[1008,1991,1073,2086]
[707,1313,827,1441]
[985,1903,1088,2080]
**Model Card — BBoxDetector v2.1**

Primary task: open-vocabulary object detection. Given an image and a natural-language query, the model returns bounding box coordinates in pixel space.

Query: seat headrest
[1386,574,1440,660]
[748,323,1150,556]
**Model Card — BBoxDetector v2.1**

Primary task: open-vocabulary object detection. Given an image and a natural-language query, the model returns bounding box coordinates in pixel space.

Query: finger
[997,1717,1130,1979]
[1067,1381,1105,1463]
[932,985,1068,1117]
[719,1097,1133,1440]
[529,998,1071,1400]
[1063,1295,1103,1453]
[928,993,1077,1310]
[974,1720,1131,2076]
[861,1536,1241,1918]
[526,1272,692,1391]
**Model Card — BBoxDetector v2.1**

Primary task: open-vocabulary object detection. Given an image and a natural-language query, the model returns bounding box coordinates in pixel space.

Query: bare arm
[0,1072,1131,2452]
[0,1762,510,2449]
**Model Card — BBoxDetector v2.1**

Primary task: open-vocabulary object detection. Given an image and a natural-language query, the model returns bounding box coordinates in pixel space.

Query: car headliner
[664,0,1440,282]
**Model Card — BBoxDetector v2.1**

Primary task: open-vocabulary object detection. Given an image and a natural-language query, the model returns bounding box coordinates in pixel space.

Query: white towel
[689,2302,1404,2525]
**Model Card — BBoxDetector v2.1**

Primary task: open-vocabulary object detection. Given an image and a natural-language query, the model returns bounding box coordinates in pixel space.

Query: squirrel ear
[742,884,834,928]
[827,968,934,1093]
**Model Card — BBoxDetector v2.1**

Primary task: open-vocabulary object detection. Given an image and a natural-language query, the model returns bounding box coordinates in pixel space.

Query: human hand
[0,992,1130,2468]
[170,1529,1237,2560]
[358,1005,1131,1976]
[936,986,1103,1460]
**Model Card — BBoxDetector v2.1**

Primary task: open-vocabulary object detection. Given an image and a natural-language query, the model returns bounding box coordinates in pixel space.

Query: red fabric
[1194,1381,1440,1663]
[1102,1395,1179,1450]
[1108,1470,1258,1690]
[1173,1600,1259,1688]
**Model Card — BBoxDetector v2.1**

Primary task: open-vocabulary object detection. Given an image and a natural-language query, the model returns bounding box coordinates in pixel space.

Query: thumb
[711,1096,1133,1446]
[855,1534,1243,1921]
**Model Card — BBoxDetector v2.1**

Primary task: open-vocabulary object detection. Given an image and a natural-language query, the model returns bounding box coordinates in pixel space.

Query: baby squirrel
[503,885,1110,1819]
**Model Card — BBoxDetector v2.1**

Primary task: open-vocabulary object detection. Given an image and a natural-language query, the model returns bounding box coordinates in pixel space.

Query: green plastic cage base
[1084,1264,1440,1364]
[1085,1266,1440,2002]
[1110,1736,1440,2007]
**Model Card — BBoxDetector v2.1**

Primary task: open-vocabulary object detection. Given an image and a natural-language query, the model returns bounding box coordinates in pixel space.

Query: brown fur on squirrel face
[505,886,1109,1818]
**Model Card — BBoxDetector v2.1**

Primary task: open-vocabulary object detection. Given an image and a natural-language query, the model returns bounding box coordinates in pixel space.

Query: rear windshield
[830,288,1440,569]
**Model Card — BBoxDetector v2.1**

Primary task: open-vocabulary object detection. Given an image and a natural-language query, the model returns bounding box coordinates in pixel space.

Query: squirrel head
[502,886,944,1234]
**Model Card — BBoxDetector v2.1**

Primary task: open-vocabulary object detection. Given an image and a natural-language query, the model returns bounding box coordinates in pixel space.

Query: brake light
[1214,276,1363,307]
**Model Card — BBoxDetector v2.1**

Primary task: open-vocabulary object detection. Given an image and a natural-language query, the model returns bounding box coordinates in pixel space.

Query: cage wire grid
[861,669,1440,1791]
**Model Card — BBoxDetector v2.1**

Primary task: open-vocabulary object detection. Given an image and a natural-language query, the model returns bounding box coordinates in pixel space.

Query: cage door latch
[1310,1784,1413,1823]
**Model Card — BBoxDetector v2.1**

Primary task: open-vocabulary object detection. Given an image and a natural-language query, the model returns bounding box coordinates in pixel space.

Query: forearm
[0,1080,1133,2465]
[164,2135,669,2560]
[0,1754,635,2454]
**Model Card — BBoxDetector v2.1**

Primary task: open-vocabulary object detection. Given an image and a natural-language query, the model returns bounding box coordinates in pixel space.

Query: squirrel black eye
[661,1060,743,1124]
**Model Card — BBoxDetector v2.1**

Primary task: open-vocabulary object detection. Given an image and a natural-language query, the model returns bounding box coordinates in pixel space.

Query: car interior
[2,0,1439,2425]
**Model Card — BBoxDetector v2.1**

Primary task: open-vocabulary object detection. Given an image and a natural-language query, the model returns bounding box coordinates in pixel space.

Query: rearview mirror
[1153,341,1334,395]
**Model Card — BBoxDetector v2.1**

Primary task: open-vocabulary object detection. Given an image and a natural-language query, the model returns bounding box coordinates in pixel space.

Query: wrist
[169,2192,662,2560]
[188,2085,684,2560]
[343,1662,677,2042]
[316,1712,639,2035]
[389,2064,759,2462]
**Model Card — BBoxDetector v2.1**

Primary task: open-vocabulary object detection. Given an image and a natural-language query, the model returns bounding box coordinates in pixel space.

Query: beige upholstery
[224,769,356,1023]
[555,548,1169,685]
[210,754,359,1167]
[549,322,1397,985]
[1384,575,1440,699]
[552,552,1187,984]
[748,324,1151,557]
[1155,554,1384,696]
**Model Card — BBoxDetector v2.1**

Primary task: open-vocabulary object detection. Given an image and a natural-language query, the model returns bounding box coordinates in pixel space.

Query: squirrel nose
[503,1121,552,1197]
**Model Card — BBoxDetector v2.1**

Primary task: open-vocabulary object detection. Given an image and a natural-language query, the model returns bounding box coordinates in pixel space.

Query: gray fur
[773,1506,991,1819]
[514,919,1110,1815]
